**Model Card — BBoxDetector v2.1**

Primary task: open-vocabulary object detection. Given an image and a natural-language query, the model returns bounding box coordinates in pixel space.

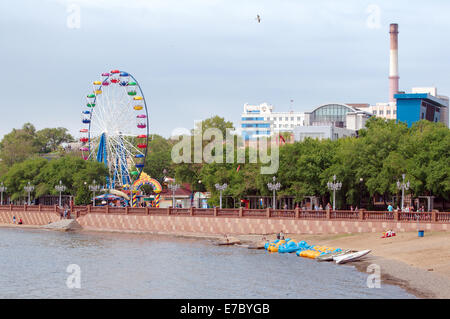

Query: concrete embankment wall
[0,210,60,225]
[1,205,449,235]
[76,213,449,235]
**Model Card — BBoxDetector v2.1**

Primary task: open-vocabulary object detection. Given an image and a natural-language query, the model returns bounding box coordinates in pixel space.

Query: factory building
[395,92,449,127]
[240,23,448,143]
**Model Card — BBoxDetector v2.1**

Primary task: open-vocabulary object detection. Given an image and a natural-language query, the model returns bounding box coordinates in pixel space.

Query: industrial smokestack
[389,23,399,103]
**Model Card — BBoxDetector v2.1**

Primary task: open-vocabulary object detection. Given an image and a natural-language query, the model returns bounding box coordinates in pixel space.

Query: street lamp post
[267,176,281,209]
[0,182,7,205]
[327,175,342,211]
[359,178,363,209]
[55,180,67,208]
[215,183,228,209]
[168,182,180,208]
[396,174,410,211]
[24,182,35,205]
[89,180,101,207]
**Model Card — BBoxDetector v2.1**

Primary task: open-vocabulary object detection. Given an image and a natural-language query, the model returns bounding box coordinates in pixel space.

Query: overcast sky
[1,0,449,139]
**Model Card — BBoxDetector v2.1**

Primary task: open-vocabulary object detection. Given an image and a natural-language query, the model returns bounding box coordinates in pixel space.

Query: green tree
[36,127,74,153]
[0,123,40,167]
[144,135,174,182]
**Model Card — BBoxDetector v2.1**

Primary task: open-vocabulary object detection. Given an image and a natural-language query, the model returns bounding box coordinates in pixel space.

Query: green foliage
[0,123,41,166]
[174,117,450,208]
[0,123,75,167]
[36,127,74,153]
[144,135,174,183]
[0,118,448,208]
[1,155,107,204]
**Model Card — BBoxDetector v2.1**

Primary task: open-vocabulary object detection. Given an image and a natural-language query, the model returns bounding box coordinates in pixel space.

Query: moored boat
[333,250,371,264]
[316,249,351,262]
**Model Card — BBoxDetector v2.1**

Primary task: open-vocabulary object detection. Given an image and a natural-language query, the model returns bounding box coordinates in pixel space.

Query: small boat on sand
[316,249,351,262]
[333,250,371,264]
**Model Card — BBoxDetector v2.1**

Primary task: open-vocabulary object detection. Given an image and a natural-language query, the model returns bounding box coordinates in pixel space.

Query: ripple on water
[0,228,416,299]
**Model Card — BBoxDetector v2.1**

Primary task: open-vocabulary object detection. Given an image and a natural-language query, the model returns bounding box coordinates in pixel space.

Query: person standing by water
[13,216,16,224]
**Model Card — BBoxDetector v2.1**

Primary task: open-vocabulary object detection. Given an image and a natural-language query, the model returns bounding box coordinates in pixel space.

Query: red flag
[279,134,286,144]
[236,165,241,172]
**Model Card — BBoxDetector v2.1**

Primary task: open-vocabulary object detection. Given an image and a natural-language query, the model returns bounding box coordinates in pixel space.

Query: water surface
[0,228,415,298]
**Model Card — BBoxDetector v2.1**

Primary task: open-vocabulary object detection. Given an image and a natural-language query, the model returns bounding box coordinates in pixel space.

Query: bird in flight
[256,14,261,23]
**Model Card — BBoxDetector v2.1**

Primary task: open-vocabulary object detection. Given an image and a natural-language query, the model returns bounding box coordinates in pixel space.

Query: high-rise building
[240,103,305,140]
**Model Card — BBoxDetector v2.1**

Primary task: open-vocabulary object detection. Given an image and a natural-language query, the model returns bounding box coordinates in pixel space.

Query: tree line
[0,118,449,209]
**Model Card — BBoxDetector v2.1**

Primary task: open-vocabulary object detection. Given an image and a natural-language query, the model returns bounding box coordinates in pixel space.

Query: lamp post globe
[215,183,228,209]
[327,175,342,211]
[24,182,35,205]
[267,176,281,209]
[55,180,67,208]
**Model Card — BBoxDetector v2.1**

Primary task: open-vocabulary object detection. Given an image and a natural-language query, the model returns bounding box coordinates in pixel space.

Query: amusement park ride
[80,70,162,207]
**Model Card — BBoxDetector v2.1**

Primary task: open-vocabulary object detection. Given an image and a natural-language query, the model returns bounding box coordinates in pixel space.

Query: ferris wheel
[79,70,149,189]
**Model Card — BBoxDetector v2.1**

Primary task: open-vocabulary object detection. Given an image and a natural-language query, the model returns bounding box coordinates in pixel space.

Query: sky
[1,0,450,139]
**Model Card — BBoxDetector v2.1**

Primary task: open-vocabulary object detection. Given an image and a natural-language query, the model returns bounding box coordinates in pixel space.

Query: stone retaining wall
[0,210,60,225]
[76,213,449,235]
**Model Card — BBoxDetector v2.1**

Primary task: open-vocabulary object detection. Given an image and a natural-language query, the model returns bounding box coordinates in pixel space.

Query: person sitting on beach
[278,231,285,240]
[18,218,23,225]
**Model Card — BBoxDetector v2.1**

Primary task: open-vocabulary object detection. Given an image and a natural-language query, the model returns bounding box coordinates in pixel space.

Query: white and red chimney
[389,23,399,103]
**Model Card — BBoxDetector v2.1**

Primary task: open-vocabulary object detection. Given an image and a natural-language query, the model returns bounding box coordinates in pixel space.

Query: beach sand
[237,231,450,299]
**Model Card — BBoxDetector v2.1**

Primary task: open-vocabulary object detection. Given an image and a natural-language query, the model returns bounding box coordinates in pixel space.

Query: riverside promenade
[0,204,449,235]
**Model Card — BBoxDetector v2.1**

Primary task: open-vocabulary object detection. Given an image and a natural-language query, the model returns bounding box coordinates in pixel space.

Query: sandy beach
[237,231,450,299]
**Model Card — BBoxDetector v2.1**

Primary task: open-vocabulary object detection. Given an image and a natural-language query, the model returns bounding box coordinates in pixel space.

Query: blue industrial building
[395,93,449,127]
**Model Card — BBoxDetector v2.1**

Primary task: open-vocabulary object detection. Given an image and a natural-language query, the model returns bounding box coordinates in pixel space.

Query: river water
[0,228,415,299]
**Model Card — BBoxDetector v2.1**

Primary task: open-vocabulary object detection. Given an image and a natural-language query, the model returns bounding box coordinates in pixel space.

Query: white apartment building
[354,103,397,120]
[240,103,305,140]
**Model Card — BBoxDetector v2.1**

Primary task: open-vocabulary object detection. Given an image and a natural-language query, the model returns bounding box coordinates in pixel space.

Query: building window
[373,110,377,115]
[297,117,301,121]
[379,110,384,115]
[242,117,264,121]
[279,117,282,121]
[421,113,425,119]
[291,117,294,121]
[285,117,289,121]
[393,110,396,115]
[386,110,391,115]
